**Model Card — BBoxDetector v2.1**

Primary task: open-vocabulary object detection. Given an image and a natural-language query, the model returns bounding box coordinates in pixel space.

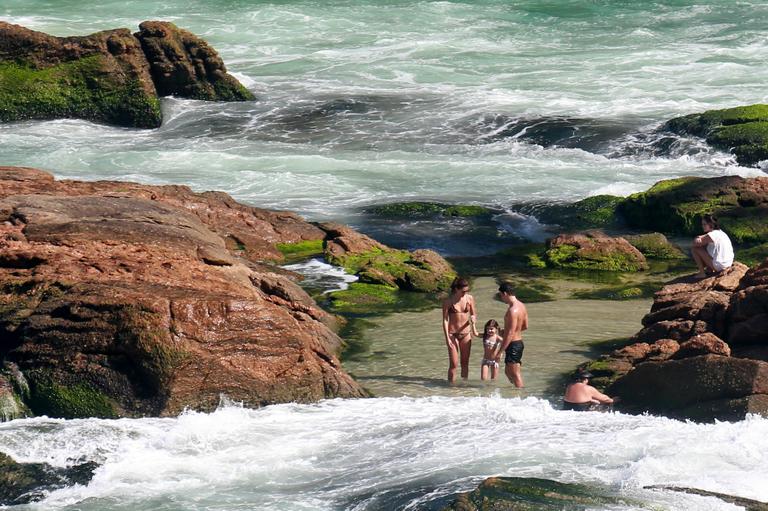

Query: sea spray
[0,397,765,510]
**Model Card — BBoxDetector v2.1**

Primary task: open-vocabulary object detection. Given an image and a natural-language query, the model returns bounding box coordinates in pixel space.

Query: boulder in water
[0,452,97,506]
[0,21,253,128]
[664,104,768,167]
[542,231,648,272]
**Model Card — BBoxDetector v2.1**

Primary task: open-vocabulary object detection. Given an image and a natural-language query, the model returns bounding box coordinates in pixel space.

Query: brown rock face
[135,21,253,101]
[596,259,768,421]
[0,167,365,419]
[608,355,768,420]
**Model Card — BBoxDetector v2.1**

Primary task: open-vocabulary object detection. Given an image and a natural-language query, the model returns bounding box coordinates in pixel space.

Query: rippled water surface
[1,1,767,222]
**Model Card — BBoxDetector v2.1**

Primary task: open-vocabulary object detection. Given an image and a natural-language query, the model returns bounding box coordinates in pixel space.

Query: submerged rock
[0,167,365,419]
[664,104,768,167]
[0,21,253,128]
[441,476,630,511]
[0,452,97,506]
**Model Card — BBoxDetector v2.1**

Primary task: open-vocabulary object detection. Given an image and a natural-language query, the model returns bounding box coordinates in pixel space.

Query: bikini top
[448,300,471,314]
[483,336,500,348]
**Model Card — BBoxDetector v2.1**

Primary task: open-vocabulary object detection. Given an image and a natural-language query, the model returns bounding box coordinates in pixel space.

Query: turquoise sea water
[2,3,768,509]
[1,1,767,220]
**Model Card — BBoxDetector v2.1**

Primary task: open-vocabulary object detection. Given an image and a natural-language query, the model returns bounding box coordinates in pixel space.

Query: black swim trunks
[504,340,524,365]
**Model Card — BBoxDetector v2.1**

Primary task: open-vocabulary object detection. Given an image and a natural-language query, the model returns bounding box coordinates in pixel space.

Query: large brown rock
[135,21,253,101]
[609,355,768,421]
[587,258,768,421]
[0,21,253,128]
[0,167,365,419]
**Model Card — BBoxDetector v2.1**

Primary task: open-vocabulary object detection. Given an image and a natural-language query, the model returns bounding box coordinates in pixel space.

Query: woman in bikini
[442,276,479,383]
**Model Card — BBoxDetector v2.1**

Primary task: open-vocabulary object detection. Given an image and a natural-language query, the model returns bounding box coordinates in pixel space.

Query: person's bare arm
[588,386,614,404]
[442,303,451,345]
[694,234,712,247]
[469,295,480,337]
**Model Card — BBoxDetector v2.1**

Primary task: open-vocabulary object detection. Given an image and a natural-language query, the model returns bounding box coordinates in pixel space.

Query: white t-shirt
[706,229,734,271]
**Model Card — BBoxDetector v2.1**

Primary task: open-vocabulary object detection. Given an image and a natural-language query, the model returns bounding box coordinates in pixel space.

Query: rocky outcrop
[542,231,648,272]
[583,260,768,421]
[0,21,253,128]
[135,21,252,101]
[0,167,365,419]
[618,175,768,243]
[0,452,97,506]
[664,104,768,167]
[320,222,456,292]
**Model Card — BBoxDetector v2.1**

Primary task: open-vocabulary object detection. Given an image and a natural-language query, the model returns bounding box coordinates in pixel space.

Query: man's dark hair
[498,282,515,295]
[701,213,720,230]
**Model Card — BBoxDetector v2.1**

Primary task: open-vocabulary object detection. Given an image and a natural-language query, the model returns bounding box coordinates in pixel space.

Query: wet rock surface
[583,261,768,421]
[0,452,97,506]
[0,167,365,418]
[0,21,252,128]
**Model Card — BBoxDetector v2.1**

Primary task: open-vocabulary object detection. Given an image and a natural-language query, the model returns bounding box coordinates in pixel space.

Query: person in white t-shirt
[692,214,734,278]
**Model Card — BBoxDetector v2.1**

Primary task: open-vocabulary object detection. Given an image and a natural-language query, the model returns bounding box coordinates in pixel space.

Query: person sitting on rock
[691,214,734,278]
[562,371,615,411]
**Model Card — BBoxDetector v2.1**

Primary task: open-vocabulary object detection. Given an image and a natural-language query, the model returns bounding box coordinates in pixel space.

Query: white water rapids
[1,397,766,510]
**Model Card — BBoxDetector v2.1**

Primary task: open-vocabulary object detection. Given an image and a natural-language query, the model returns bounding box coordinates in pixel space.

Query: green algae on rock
[543,232,648,272]
[365,201,496,219]
[0,452,98,506]
[624,233,686,260]
[321,223,456,293]
[528,194,624,231]
[0,20,253,128]
[664,104,768,166]
[275,239,325,263]
[441,476,630,511]
[618,175,768,243]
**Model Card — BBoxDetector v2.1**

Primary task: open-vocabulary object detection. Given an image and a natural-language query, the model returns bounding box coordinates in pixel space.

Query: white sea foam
[0,398,765,510]
[282,258,358,294]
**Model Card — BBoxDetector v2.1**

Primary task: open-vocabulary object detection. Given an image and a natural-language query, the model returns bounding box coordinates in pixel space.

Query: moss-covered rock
[441,476,630,511]
[664,104,768,166]
[0,452,97,506]
[529,195,624,230]
[543,232,648,272]
[321,223,456,293]
[26,371,118,419]
[624,233,686,260]
[275,239,324,262]
[739,243,768,267]
[618,175,768,243]
[366,201,496,219]
[0,20,253,129]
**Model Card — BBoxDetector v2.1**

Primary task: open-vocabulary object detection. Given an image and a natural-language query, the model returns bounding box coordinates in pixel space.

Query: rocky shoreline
[0,166,456,420]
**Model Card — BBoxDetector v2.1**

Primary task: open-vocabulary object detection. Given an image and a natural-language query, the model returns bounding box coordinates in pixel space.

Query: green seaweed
[366,202,494,219]
[27,375,117,419]
[0,57,162,128]
[275,239,324,262]
[543,243,646,272]
[625,233,686,260]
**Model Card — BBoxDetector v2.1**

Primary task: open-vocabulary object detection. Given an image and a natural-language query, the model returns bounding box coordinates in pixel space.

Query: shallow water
[344,277,649,399]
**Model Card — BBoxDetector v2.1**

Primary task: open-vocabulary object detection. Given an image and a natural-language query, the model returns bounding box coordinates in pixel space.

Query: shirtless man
[495,282,528,388]
[442,277,479,383]
[562,371,615,411]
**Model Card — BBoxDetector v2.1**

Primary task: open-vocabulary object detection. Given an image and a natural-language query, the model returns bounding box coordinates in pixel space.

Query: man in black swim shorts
[496,282,528,388]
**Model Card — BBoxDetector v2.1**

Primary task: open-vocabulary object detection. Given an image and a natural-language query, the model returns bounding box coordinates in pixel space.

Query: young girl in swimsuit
[442,276,479,383]
[480,319,502,381]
